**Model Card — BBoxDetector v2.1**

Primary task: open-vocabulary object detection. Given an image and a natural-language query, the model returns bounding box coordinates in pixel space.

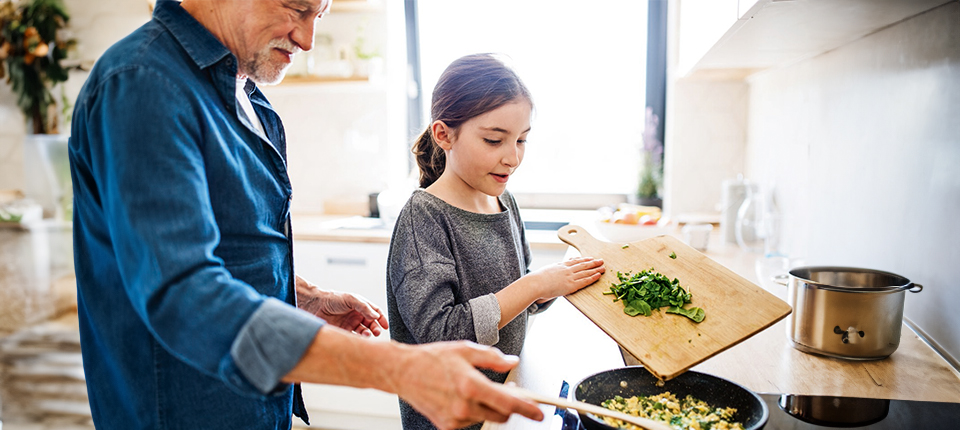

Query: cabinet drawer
[293,241,391,312]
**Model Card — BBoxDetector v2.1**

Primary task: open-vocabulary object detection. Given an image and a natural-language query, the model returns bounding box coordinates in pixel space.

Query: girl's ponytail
[412,127,445,188]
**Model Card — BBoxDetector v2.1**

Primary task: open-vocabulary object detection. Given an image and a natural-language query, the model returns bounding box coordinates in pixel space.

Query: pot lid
[788,266,918,293]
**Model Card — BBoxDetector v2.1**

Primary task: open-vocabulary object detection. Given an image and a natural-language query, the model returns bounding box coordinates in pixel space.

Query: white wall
[0,0,151,193]
[742,3,960,364]
[262,0,410,215]
[0,0,409,216]
[663,78,748,217]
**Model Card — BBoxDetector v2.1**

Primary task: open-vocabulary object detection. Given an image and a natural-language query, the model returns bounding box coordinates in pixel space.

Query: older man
[68,0,543,429]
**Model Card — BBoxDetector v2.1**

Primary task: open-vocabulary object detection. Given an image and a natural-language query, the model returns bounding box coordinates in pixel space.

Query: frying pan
[573,366,768,430]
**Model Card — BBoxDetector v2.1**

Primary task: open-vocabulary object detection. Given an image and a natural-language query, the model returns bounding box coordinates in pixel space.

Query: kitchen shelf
[331,0,385,13]
[279,74,371,85]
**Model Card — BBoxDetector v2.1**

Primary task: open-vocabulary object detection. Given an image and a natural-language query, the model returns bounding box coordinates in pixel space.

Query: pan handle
[908,283,923,293]
[773,274,790,286]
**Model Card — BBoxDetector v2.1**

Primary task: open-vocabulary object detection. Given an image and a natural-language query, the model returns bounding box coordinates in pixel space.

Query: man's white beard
[244,39,301,85]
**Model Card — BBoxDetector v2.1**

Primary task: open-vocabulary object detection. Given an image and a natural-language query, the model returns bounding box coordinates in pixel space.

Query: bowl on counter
[593,203,670,243]
[594,220,671,243]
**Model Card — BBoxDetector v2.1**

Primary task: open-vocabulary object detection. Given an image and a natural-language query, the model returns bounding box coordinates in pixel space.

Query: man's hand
[390,341,545,429]
[295,275,388,337]
[283,328,543,429]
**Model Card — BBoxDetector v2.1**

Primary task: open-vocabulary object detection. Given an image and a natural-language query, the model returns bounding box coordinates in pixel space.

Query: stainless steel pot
[775,266,922,360]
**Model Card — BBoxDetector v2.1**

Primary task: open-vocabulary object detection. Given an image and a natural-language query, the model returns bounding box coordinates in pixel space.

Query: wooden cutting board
[558,225,792,381]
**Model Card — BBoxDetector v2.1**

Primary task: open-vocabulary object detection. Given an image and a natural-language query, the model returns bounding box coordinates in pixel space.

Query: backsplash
[742,3,960,367]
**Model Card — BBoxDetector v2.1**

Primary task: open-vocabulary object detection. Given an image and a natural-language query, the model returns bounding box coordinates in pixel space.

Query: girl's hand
[528,257,605,300]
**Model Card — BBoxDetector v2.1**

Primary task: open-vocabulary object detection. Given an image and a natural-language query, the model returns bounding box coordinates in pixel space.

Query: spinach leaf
[666,306,706,323]
[607,268,705,323]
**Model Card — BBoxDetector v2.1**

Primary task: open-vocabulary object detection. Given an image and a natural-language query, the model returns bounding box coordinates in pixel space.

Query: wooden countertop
[482,232,960,430]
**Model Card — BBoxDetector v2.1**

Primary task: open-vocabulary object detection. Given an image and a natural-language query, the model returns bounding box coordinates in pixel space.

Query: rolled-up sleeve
[229,299,325,393]
[469,294,501,346]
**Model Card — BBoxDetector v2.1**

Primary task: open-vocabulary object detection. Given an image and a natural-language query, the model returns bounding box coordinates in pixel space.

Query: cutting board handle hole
[567,228,579,236]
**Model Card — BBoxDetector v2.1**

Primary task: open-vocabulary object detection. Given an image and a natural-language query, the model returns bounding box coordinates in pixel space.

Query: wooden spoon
[503,385,673,430]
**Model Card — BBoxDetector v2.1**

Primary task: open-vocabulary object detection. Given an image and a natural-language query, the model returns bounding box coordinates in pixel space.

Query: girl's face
[436,100,532,199]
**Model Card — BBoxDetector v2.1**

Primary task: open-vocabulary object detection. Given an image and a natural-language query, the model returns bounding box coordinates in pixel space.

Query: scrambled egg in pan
[600,392,745,430]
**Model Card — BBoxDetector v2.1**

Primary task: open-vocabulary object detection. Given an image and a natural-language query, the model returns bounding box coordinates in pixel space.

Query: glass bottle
[735,183,763,253]
[762,185,783,258]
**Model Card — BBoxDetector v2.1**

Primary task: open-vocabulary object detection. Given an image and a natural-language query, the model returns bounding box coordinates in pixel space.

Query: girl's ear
[431,120,454,150]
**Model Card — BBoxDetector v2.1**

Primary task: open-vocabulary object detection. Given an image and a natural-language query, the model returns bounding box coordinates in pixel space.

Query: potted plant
[0,0,76,220]
[0,0,74,134]
[638,107,663,207]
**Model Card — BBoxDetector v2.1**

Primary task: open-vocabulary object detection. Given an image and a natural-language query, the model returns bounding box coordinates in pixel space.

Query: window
[412,0,649,196]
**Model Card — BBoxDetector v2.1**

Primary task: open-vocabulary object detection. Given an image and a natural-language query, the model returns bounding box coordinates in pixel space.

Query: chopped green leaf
[622,244,630,249]
[669,251,677,259]
[606,268,704,322]
[666,306,706,323]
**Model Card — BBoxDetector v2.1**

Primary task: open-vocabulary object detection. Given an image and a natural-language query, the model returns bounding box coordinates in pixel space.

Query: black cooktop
[558,393,960,429]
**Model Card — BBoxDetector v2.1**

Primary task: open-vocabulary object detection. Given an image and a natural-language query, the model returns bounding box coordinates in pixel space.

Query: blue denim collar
[153,0,232,71]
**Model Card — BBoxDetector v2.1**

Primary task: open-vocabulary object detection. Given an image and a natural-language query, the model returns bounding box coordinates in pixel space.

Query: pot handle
[908,283,923,293]
[773,274,789,286]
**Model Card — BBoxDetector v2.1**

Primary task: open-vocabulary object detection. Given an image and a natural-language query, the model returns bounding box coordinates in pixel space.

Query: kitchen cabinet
[293,239,401,430]
[678,0,952,77]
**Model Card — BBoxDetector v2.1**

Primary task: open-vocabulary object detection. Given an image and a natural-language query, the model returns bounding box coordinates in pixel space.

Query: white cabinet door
[292,240,401,430]
[294,241,391,313]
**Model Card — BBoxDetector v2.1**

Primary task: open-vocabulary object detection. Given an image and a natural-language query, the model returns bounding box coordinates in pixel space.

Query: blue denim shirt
[68,1,324,428]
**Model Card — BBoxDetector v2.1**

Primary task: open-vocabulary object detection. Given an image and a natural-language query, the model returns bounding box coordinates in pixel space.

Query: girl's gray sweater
[386,189,551,430]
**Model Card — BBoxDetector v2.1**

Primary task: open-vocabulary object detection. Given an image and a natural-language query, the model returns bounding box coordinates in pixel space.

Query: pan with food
[573,366,768,430]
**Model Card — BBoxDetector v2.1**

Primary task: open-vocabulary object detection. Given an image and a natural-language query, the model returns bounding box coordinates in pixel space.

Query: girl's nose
[502,145,520,167]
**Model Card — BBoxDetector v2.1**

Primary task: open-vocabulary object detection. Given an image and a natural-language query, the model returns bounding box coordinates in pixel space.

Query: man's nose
[292,19,316,52]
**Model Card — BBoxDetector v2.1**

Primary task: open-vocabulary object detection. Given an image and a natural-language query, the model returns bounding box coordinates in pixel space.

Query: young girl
[386,53,606,430]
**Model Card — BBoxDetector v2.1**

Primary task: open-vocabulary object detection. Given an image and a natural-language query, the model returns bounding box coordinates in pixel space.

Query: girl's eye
[483,138,501,144]
[517,139,526,145]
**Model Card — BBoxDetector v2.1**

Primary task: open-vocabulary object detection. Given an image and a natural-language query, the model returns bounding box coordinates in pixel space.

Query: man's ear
[431,120,453,150]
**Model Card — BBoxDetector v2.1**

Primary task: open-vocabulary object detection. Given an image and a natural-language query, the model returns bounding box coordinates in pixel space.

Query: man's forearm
[281,325,403,393]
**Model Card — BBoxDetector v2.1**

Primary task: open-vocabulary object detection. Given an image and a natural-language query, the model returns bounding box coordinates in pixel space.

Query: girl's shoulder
[398,188,521,229]
[394,189,453,228]
[497,189,520,213]
[403,189,452,215]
